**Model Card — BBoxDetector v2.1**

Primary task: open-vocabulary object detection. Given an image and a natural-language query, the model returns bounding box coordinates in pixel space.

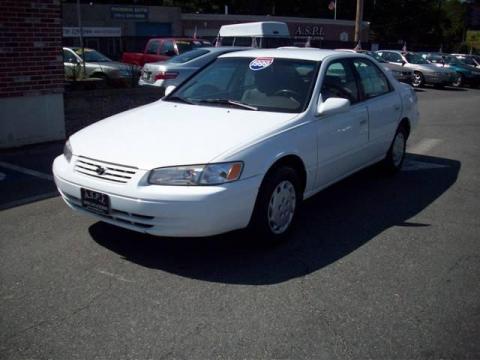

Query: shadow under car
[89,153,461,285]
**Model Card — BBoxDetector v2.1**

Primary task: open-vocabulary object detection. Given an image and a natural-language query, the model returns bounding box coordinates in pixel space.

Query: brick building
[0,0,65,148]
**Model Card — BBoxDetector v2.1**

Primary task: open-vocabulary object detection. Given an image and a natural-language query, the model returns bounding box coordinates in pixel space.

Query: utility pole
[76,0,86,77]
[354,0,364,43]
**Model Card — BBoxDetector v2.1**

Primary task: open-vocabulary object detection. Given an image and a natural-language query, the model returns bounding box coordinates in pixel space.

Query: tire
[248,166,302,244]
[412,71,424,88]
[452,73,464,87]
[383,125,408,174]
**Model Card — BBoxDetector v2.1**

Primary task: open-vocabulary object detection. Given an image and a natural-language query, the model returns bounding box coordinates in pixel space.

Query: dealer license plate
[81,188,110,215]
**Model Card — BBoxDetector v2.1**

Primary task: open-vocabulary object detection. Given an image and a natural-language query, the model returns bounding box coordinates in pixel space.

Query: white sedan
[53,48,419,242]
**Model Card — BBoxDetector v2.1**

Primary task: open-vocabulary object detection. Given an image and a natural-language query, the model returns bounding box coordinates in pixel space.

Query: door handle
[360,119,367,125]
[393,104,401,111]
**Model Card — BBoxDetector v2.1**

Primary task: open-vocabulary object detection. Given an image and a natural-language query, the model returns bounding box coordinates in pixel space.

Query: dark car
[419,53,480,87]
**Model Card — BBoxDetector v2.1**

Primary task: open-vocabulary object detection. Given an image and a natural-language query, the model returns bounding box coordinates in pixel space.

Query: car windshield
[74,48,111,62]
[166,49,210,64]
[368,52,386,63]
[405,53,429,64]
[166,57,319,113]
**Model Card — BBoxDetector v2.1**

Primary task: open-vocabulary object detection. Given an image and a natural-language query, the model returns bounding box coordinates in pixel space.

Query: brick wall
[0,0,64,98]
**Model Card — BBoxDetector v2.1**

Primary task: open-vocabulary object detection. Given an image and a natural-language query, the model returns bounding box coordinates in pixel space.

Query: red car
[121,38,211,67]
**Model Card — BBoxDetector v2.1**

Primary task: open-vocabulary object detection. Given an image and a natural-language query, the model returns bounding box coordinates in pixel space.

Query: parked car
[139,47,248,89]
[451,54,480,69]
[336,49,413,84]
[419,52,480,87]
[63,47,136,86]
[121,38,211,67]
[375,50,456,87]
[53,48,419,242]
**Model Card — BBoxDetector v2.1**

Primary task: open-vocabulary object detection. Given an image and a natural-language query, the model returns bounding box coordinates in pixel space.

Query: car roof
[219,21,290,37]
[219,48,355,61]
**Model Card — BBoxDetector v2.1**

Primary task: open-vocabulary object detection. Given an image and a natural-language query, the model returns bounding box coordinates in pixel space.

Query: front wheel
[383,126,408,174]
[412,71,424,87]
[452,73,464,87]
[248,166,301,244]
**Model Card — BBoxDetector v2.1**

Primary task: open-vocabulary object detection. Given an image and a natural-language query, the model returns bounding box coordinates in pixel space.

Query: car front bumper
[138,78,165,88]
[53,155,261,237]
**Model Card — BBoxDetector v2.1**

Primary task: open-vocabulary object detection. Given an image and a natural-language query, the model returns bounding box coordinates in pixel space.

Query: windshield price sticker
[249,57,274,71]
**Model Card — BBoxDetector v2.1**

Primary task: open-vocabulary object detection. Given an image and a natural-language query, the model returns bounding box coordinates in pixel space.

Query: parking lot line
[0,191,59,211]
[407,138,442,155]
[0,161,54,181]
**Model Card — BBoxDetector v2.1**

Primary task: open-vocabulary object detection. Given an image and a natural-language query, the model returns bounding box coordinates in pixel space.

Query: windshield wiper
[166,95,195,105]
[196,98,258,111]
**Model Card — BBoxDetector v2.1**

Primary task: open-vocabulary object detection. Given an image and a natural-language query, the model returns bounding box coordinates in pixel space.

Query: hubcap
[453,74,462,87]
[412,73,422,87]
[392,132,406,167]
[268,180,296,235]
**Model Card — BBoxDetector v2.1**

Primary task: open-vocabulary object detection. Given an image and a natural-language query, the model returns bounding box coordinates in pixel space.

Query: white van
[217,21,291,48]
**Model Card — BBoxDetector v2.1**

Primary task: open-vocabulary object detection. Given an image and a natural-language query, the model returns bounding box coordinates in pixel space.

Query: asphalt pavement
[1,86,479,359]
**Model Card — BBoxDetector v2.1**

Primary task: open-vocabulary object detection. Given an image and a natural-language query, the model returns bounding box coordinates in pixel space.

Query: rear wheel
[383,125,408,173]
[248,166,301,244]
[412,71,424,87]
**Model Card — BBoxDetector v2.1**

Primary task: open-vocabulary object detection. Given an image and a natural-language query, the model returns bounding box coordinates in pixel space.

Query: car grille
[74,156,138,183]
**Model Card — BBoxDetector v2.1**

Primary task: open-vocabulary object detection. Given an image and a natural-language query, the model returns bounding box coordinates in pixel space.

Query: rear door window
[352,58,392,99]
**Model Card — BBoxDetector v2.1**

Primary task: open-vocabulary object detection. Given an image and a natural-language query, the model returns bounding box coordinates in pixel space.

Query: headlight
[148,162,243,186]
[64,140,72,162]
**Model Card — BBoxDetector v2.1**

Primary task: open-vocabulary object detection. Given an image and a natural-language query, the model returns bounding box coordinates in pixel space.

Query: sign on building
[63,27,121,37]
[111,6,149,20]
[339,31,349,42]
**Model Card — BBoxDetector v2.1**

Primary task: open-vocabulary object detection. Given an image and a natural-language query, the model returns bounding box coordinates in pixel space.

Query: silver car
[63,47,137,86]
[335,49,413,84]
[139,47,247,89]
[375,50,456,87]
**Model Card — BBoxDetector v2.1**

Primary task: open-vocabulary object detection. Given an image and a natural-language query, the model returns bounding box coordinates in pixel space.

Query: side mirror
[400,60,406,66]
[317,97,350,116]
[69,58,78,64]
[164,85,176,96]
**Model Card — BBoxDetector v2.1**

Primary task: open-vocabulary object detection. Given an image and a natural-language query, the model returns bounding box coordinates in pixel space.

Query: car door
[314,59,369,188]
[63,49,81,80]
[352,57,402,159]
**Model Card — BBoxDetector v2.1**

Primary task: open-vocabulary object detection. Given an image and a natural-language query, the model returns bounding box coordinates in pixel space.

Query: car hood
[70,101,299,170]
